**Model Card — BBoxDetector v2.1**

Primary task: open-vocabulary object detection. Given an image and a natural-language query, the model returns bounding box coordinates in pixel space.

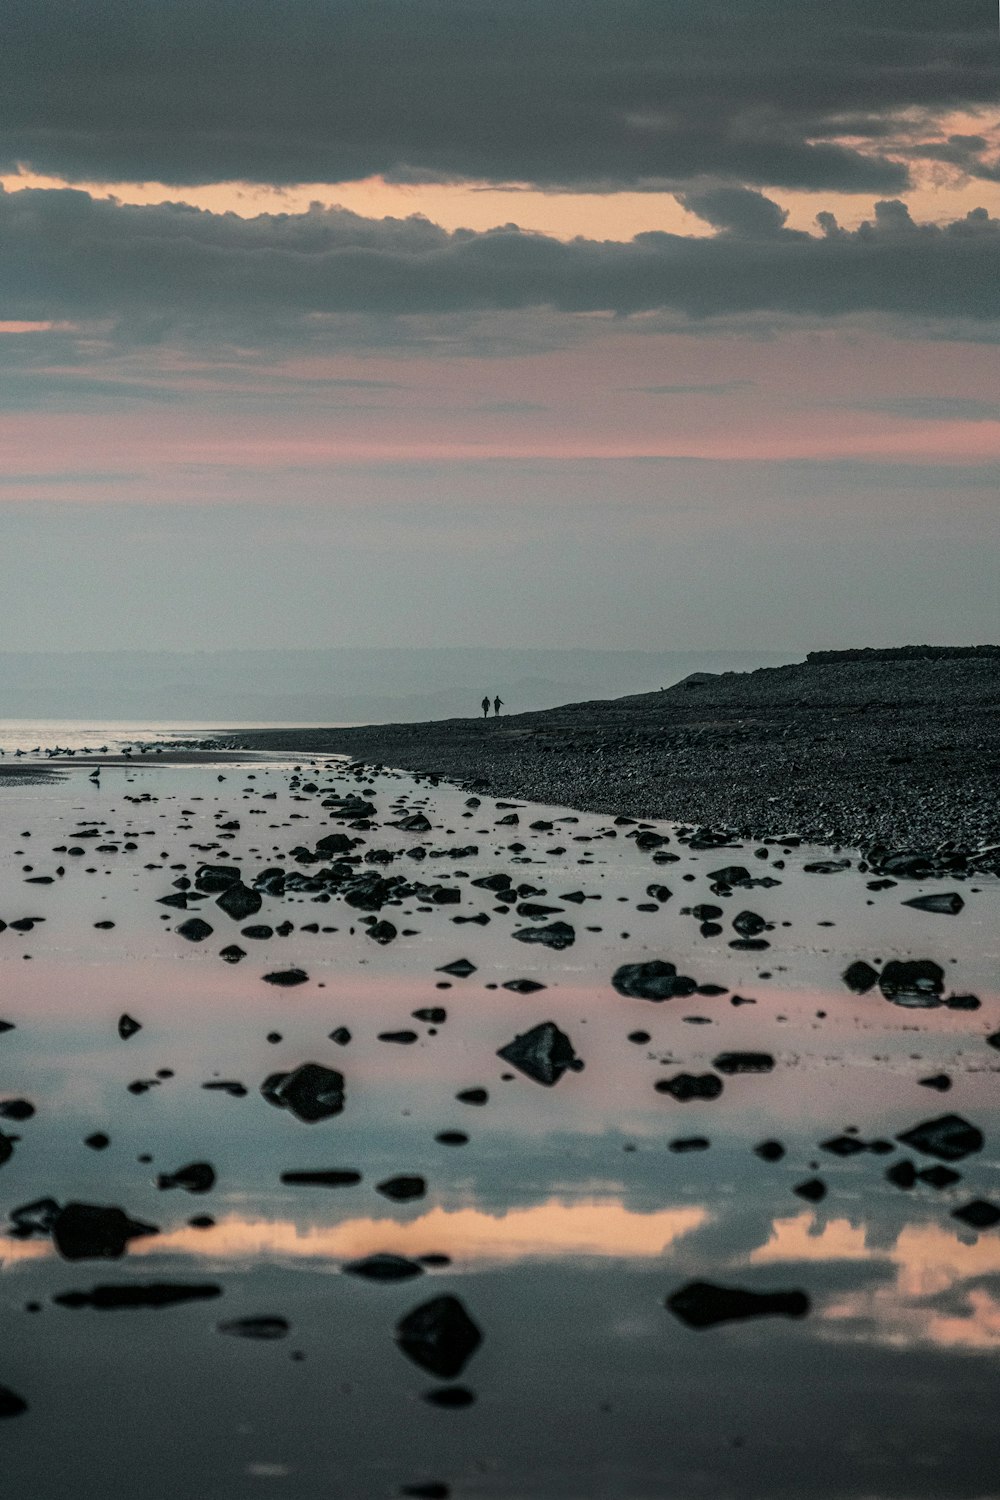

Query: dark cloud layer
[2,1,994,191]
[2,187,998,339]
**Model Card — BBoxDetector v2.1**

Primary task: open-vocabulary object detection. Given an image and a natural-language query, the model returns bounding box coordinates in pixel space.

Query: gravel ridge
[212,655,1000,866]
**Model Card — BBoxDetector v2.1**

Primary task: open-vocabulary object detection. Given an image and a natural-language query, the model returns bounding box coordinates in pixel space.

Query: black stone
[842,961,880,994]
[177,917,213,942]
[396,1295,482,1379]
[902,892,964,915]
[343,1254,424,1281]
[54,1282,221,1310]
[497,1022,583,1086]
[376,1175,426,1202]
[52,1203,159,1261]
[512,921,575,950]
[879,959,945,1006]
[713,1052,774,1075]
[216,882,263,921]
[897,1114,983,1162]
[666,1280,809,1329]
[655,1073,723,1101]
[156,1162,216,1194]
[261,1063,345,1123]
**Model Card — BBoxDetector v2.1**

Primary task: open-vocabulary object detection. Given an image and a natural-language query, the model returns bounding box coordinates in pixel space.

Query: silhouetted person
[494,696,503,716]
[481,695,490,718]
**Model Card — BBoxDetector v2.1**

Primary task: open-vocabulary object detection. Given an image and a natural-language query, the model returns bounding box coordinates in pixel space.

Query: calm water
[0,753,997,1498]
[0,721,356,757]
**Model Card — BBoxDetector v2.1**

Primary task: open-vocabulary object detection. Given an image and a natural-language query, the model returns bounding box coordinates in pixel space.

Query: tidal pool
[0,754,997,1498]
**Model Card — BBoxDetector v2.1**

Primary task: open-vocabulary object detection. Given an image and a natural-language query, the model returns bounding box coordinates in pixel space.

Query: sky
[1,0,998,653]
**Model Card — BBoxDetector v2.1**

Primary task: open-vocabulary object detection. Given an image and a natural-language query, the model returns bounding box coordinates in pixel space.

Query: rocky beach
[218,650,1000,868]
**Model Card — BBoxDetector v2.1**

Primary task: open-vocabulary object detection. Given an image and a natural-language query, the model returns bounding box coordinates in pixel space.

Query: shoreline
[210,655,1000,872]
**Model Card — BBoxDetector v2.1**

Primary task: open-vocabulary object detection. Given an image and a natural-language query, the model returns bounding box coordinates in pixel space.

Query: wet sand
[0,749,998,1497]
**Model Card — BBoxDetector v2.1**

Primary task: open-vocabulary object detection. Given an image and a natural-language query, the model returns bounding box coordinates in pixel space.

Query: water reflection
[0,756,998,1497]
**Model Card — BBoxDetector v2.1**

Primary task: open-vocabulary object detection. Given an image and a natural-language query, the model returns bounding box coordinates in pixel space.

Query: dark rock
[0,1386,28,1418]
[713,1052,774,1075]
[732,911,768,937]
[396,1295,482,1379]
[280,1170,361,1187]
[435,1131,468,1146]
[497,1022,583,1086]
[902,892,964,915]
[177,917,213,942]
[379,1030,419,1044]
[195,865,242,892]
[436,959,477,977]
[897,1114,983,1161]
[754,1140,785,1162]
[655,1073,723,1102]
[512,920,575,950]
[329,1027,352,1046]
[219,944,246,963]
[917,1165,960,1188]
[54,1282,221,1310]
[878,960,945,1006]
[669,1136,710,1152]
[52,1203,159,1261]
[343,1254,424,1281]
[456,1088,488,1106]
[242,925,274,940]
[156,1162,216,1194]
[666,1280,809,1329]
[315,832,355,855]
[216,882,263,921]
[376,1175,426,1202]
[117,1014,141,1040]
[612,960,697,1002]
[707,866,753,888]
[261,1063,345,1123]
[887,1160,918,1189]
[262,968,309,987]
[201,1080,248,1097]
[0,1099,34,1121]
[368,921,398,945]
[842,960,880,994]
[918,1074,952,1092]
[952,1201,1000,1230]
[502,979,546,994]
[84,1133,110,1151]
[793,1178,827,1202]
[413,1008,447,1024]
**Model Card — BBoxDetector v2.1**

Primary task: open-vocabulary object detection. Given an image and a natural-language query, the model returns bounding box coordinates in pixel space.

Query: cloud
[628,381,754,396]
[2,187,998,346]
[5,1,993,192]
[845,395,1000,422]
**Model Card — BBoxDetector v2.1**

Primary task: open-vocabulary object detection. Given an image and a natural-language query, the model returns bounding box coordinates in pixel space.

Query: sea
[0,720,354,757]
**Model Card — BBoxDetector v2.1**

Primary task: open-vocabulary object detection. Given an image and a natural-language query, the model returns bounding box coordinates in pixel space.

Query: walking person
[493,695,503,716]
[481,694,490,719]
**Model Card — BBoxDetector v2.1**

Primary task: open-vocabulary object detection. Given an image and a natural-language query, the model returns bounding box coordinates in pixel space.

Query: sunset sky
[2,1,997,651]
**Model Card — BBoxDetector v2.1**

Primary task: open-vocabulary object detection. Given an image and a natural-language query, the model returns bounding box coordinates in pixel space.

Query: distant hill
[0,647,795,722]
